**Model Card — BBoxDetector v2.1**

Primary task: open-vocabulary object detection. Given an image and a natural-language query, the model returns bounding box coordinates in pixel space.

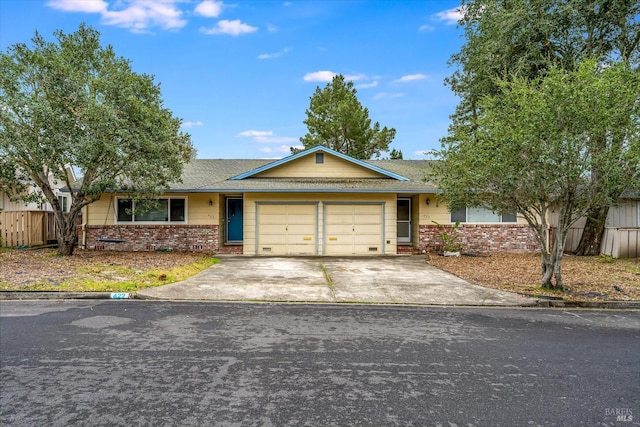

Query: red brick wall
[419,224,539,253]
[85,225,219,252]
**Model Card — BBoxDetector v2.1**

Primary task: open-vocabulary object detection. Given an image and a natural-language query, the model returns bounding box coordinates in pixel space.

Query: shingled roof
[167,158,437,193]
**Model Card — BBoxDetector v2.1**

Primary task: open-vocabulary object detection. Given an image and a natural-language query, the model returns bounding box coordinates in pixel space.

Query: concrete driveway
[136,256,537,306]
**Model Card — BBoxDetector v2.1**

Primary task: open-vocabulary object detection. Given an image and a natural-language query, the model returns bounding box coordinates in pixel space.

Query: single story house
[80,146,539,255]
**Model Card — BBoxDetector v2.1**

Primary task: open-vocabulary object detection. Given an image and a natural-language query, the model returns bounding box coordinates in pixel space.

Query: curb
[535,299,640,309]
[0,291,134,300]
[0,291,639,309]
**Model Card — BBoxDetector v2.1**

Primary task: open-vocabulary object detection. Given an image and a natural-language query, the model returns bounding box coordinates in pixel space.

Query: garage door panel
[287,224,315,235]
[324,204,383,255]
[286,216,315,225]
[260,234,287,245]
[354,244,381,254]
[354,233,382,244]
[257,204,317,255]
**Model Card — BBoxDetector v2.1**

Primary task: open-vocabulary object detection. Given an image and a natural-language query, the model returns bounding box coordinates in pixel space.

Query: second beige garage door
[257,203,318,255]
[324,203,384,255]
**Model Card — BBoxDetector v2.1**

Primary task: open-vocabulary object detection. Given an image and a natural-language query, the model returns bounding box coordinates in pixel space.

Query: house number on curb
[110,292,130,299]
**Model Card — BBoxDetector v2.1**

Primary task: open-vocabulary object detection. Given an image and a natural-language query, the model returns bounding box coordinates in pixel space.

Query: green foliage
[433,221,465,253]
[296,74,396,159]
[598,254,616,264]
[389,148,403,160]
[438,0,640,285]
[445,0,640,257]
[434,59,640,288]
[0,24,195,255]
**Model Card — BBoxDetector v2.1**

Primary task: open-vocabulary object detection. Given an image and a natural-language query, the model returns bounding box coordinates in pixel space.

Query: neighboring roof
[230,146,410,181]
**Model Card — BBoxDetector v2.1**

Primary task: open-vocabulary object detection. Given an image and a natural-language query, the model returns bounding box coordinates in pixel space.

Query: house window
[116,198,187,223]
[57,195,69,212]
[450,207,517,223]
[316,153,324,164]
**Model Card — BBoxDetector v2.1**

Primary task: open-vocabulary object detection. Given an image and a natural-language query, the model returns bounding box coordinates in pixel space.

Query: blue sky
[0,0,465,159]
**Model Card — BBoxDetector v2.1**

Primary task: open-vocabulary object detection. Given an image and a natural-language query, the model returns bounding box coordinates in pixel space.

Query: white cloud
[266,23,278,32]
[47,0,107,13]
[283,2,292,6]
[413,150,427,157]
[182,121,203,128]
[239,130,297,143]
[304,70,336,82]
[260,145,293,153]
[257,47,290,60]
[373,92,404,100]
[239,130,272,137]
[200,19,258,35]
[344,73,365,81]
[303,71,366,83]
[255,136,298,143]
[394,73,428,83]
[49,0,187,32]
[419,24,435,32]
[194,0,223,18]
[433,7,464,25]
[356,81,378,89]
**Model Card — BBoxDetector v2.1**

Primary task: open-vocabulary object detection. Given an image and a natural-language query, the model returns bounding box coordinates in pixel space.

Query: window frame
[115,197,188,224]
[450,206,517,224]
[57,195,69,213]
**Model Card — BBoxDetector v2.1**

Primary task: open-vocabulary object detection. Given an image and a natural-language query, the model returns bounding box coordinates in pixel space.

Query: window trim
[315,153,324,164]
[450,206,517,224]
[115,197,188,224]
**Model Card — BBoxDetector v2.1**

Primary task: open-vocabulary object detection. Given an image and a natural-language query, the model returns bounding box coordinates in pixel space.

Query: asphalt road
[1,301,638,426]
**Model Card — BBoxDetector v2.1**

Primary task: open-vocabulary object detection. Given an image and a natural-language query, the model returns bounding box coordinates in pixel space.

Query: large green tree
[296,74,396,159]
[446,0,640,255]
[433,60,639,289]
[0,24,194,255]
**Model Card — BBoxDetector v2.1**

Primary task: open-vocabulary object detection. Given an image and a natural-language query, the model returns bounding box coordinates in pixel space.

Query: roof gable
[230,146,409,181]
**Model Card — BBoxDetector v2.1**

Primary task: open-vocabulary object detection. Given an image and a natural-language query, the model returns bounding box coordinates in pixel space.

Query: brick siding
[419,224,539,254]
[85,225,219,252]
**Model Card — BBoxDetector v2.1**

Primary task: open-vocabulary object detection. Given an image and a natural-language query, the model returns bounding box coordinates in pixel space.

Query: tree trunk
[574,206,608,256]
[56,218,78,256]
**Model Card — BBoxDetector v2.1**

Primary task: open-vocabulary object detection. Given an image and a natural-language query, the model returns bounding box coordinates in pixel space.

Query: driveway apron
[136,256,536,306]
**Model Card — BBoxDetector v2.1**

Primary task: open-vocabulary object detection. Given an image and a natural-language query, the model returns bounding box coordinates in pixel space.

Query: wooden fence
[0,211,57,247]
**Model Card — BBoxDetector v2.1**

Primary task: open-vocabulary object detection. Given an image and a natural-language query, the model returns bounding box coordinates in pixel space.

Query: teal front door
[226,198,243,242]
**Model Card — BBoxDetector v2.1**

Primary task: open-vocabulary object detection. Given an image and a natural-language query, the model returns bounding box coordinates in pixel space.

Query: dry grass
[0,248,218,292]
[428,252,640,301]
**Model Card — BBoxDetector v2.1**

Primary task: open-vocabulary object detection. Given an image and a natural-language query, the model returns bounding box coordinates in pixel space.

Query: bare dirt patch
[428,253,640,301]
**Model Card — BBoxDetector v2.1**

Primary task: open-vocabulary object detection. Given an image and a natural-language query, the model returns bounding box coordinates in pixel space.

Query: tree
[446,0,640,255]
[433,60,639,289]
[0,24,194,256]
[296,74,396,159]
[389,148,403,160]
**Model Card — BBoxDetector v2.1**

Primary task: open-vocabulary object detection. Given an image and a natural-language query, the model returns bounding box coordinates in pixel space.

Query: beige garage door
[257,203,317,255]
[324,203,384,255]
